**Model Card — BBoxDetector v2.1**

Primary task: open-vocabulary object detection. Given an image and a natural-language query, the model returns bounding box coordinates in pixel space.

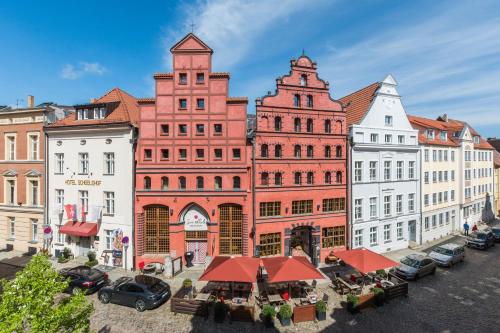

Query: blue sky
[1,0,499,137]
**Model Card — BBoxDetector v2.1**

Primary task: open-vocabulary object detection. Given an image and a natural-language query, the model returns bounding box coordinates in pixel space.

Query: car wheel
[135,299,147,312]
[99,292,110,304]
[431,267,436,275]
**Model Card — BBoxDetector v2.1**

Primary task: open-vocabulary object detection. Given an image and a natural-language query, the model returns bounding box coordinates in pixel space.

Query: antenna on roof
[190,21,195,33]
[302,48,305,56]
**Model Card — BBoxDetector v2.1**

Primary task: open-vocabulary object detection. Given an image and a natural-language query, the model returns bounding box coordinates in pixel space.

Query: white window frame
[5,178,16,205]
[104,191,115,215]
[354,199,363,220]
[27,132,39,160]
[55,153,64,174]
[408,161,415,179]
[369,227,378,246]
[79,153,89,175]
[385,115,393,127]
[369,197,377,218]
[384,195,391,216]
[408,193,415,212]
[370,133,378,143]
[384,161,391,181]
[105,230,113,250]
[27,178,40,206]
[5,134,16,161]
[31,219,38,242]
[369,161,377,181]
[383,224,391,243]
[396,161,404,180]
[396,222,403,240]
[354,229,363,248]
[396,194,403,214]
[104,152,115,175]
[79,190,89,214]
[354,161,363,182]
[9,217,15,238]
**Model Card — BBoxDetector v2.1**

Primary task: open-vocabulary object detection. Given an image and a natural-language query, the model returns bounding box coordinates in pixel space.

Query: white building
[45,88,138,270]
[341,75,420,253]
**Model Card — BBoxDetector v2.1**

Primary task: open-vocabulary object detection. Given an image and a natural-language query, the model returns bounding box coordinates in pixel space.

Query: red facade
[254,56,348,263]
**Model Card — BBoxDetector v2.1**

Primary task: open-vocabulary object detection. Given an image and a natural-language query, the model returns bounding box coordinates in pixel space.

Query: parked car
[394,254,436,280]
[465,231,495,250]
[491,227,500,242]
[60,265,109,294]
[98,275,171,312]
[428,243,465,267]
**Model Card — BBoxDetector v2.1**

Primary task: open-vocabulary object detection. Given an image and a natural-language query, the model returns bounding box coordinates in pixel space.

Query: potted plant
[261,304,276,328]
[376,269,387,278]
[346,294,359,314]
[278,304,292,326]
[85,251,98,267]
[214,301,227,323]
[372,287,385,306]
[182,278,193,298]
[315,300,327,321]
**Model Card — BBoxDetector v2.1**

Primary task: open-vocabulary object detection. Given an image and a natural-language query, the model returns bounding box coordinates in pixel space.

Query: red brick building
[254,56,348,263]
[134,34,252,266]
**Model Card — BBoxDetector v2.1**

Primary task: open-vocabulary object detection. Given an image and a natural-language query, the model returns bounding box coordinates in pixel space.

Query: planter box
[170,288,209,318]
[293,303,315,323]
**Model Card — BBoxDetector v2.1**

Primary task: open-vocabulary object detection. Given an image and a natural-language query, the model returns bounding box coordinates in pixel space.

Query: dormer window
[440,131,447,141]
[83,109,89,120]
[454,131,460,137]
[426,129,435,139]
[300,74,307,86]
[473,136,480,144]
[93,107,106,119]
[77,109,83,120]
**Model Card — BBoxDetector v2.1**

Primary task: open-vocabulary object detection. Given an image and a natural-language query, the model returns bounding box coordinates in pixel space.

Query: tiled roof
[210,72,230,78]
[153,73,173,79]
[487,138,500,153]
[227,97,248,103]
[339,82,380,126]
[137,98,155,104]
[47,88,139,128]
[443,118,493,150]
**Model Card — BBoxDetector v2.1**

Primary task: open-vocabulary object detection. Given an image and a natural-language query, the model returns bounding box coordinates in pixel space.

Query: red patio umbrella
[261,256,324,283]
[333,248,398,274]
[199,256,260,283]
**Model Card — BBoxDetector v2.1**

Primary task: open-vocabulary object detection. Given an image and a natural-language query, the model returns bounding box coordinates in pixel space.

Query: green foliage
[375,269,387,277]
[57,256,69,264]
[346,294,359,305]
[62,247,72,259]
[0,254,93,333]
[87,251,96,262]
[315,300,327,312]
[372,287,384,296]
[182,278,192,289]
[262,304,276,318]
[278,304,292,319]
[84,260,98,267]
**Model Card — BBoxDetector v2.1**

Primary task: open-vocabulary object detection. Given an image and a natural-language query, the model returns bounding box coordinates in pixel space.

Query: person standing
[472,224,478,232]
[463,221,470,236]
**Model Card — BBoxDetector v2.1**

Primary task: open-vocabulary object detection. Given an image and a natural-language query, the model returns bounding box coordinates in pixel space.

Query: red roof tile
[339,83,380,126]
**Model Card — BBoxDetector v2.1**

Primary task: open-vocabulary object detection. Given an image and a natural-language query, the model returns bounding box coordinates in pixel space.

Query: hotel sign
[65,179,102,186]
[183,207,209,231]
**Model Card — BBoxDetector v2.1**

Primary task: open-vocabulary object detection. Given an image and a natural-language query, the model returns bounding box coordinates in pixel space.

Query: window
[9,217,15,238]
[424,194,429,206]
[424,172,429,184]
[408,161,415,179]
[161,177,169,190]
[214,149,222,159]
[196,176,204,190]
[396,161,404,180]
[294,118,301,132]
[144,205,170,253]
[193,149,203,159]
[306,172,314,185]
[161,149,169,160]
[196,124,205,135]
[439,213,444,226]
[292,200,313,215]
[384,195,391,216]
[446,211,450,224]
[427,129,435,140]
[307,95,313,108]
[29,134,39,160]
[384,161,391,180]
[30,219,38,242]
[307,145,314,158]
[179,149,187,160]
[179,176,186,190]
[259,202,281,217]
[444,150,448,161]
[444,171,448,182]
[232,148,241,160]
[440,131,447,141]
[324,145,331,158]
[385,134,392,143]
[144,149,152,161]
[55,153,64,174]
[294,172,302,185]
[6,135,15,160]
[322,226,345,247]
[384,225,391,243]
[307,118,313,133]
[293,94,300,107]
[104,192,115,214]
[259,233,281,256]
[233,176,241,189]
[261,172,269,186]
[274,117,282,131]
[369,161,377,181]
[438,150,443,161]
[336,145,342,158]
[424,149,429,162]
[370,133,378,143]
[424,217,430,230]
[324,120,331,133]
[179,99,187,109]
[324,171,332,184]
[79,153,89,174]
[78,190,88,213]
[55,189,64,207]
[451,151,455,161]
[385,115,393,126]
[322,198,345,212]
[29,180,39,206]
[196,72,204,83]
[397,222,403,240]
[179,124,187,135]
[300,74,307,86]
[369,197,377,218]
[354,161,363,182]
[432,171,437,183]
[214,124,223,135]
[144,176,151,190]
[432,150,437,162]
[261,144,269,157]
[398,135,405,144]
[336,171,343,184]
[451,190,455,201]
[104,230,113,250]
[432,193,437,204]
[214,176,222,190]
[408,193,415,212]
[396,194,403,214]
[275,173,282,186]
[432,215,437,228]
[274,145,282,158]
[104,153,115,175]
[354,229,363,247]
[6,180,15,204]
[370,227,378,245]
[354,199,363,219]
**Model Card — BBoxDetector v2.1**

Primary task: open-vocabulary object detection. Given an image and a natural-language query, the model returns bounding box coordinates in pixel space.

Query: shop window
[322,226,345,248]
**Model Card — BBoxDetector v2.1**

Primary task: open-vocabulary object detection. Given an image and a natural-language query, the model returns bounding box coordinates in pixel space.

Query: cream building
[487,139,500,217]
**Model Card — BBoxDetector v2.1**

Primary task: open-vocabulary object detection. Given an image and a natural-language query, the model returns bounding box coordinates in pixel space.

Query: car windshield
[401,257,420,268]
[492,228,500,235]
[476,233,487,240]
[148,281,168,293]
[433,247,453,256]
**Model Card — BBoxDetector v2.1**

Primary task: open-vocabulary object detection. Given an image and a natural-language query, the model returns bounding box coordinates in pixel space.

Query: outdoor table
[338,277,361,294]
[268,294,284,303]
[195,293,211,301]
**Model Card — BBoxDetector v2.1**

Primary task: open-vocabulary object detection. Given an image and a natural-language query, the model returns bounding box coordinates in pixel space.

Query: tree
[0,254,93,333]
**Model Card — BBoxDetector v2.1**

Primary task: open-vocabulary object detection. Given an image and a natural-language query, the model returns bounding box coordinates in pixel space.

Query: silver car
[394,254,436,280]
[428,243,465,267]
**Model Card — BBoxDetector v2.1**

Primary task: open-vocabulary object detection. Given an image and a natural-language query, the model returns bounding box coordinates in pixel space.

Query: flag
[64,204,77,221]
[89,205,103,221]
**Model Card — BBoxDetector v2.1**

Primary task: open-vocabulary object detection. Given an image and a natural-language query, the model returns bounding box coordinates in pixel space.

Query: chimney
[27,95,35,108]
[442,113,448,122]
[90,98,97,103]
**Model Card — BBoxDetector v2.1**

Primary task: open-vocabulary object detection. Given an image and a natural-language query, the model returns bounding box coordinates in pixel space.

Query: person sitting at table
[281,290,290,301]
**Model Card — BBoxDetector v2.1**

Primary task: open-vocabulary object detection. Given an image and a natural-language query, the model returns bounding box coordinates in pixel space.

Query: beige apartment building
[488,138,500,216]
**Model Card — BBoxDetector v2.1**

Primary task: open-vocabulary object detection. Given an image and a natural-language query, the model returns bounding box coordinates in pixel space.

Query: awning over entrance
[199,256,260,283]
[333,248,398,274]
[261,256,324,283]
[59,221,98,237]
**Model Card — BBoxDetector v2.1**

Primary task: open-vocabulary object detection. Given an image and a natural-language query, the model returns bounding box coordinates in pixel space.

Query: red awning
[261,256,324,283]
[199,256,260,283]
[334,248,398,274]
[59,221,98,237]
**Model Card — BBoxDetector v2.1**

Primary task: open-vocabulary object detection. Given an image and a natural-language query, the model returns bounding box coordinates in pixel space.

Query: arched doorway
[219,204,243,255]
[180,204,209,264]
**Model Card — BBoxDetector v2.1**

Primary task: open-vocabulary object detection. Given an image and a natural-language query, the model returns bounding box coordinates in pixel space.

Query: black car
[98,275,171,312]
[60,265,109,294]
[465,231,496,250]
[491,227,500,242]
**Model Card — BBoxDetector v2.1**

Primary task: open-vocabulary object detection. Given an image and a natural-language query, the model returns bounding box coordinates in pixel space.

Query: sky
[1,0,499,137]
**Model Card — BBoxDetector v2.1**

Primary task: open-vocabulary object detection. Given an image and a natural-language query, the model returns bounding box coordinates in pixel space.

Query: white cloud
[60,62,107,80]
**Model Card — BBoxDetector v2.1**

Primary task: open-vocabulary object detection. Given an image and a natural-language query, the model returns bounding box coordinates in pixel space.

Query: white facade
[348,75,420,253]
[46,126,135,269]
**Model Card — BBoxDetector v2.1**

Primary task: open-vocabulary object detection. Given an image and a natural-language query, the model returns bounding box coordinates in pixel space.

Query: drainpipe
[43,111,49,251]
[418,147,423,245]
[347,136,353,249]
[131,126,138,270]
[251,135,257,256]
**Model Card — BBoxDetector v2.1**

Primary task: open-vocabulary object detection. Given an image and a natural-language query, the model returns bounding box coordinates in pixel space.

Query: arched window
[294,172,302,185]
[294,94,301,107]
[196,176,204,190]
[300,74,307,87]
[144,205,169,253]
[324,119,331,133]
[274,144,282,158]
[275,172,282,186]
[178,176,186,190]
[294,118,301,132]
[261,172,269,186]
[214,176,222,190]
[307,118,313,133]
[260,115,269,130]
[261,144,268,158]
[336,120,343,134]
[161,176,169,190]
[233,176,241,189]
[307,172,314,184]
[325,146,331,158]
[294,145,301,158]
[144,176,151,190]
[336,171,343,184]
[325,171,332,184]
[274,117,282,131]
[336,145,342,158]
[307,145,314,158]
[307,95,313,108]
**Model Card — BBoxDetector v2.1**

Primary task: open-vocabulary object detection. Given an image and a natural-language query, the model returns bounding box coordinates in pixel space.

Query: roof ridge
[339,82,380,101]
